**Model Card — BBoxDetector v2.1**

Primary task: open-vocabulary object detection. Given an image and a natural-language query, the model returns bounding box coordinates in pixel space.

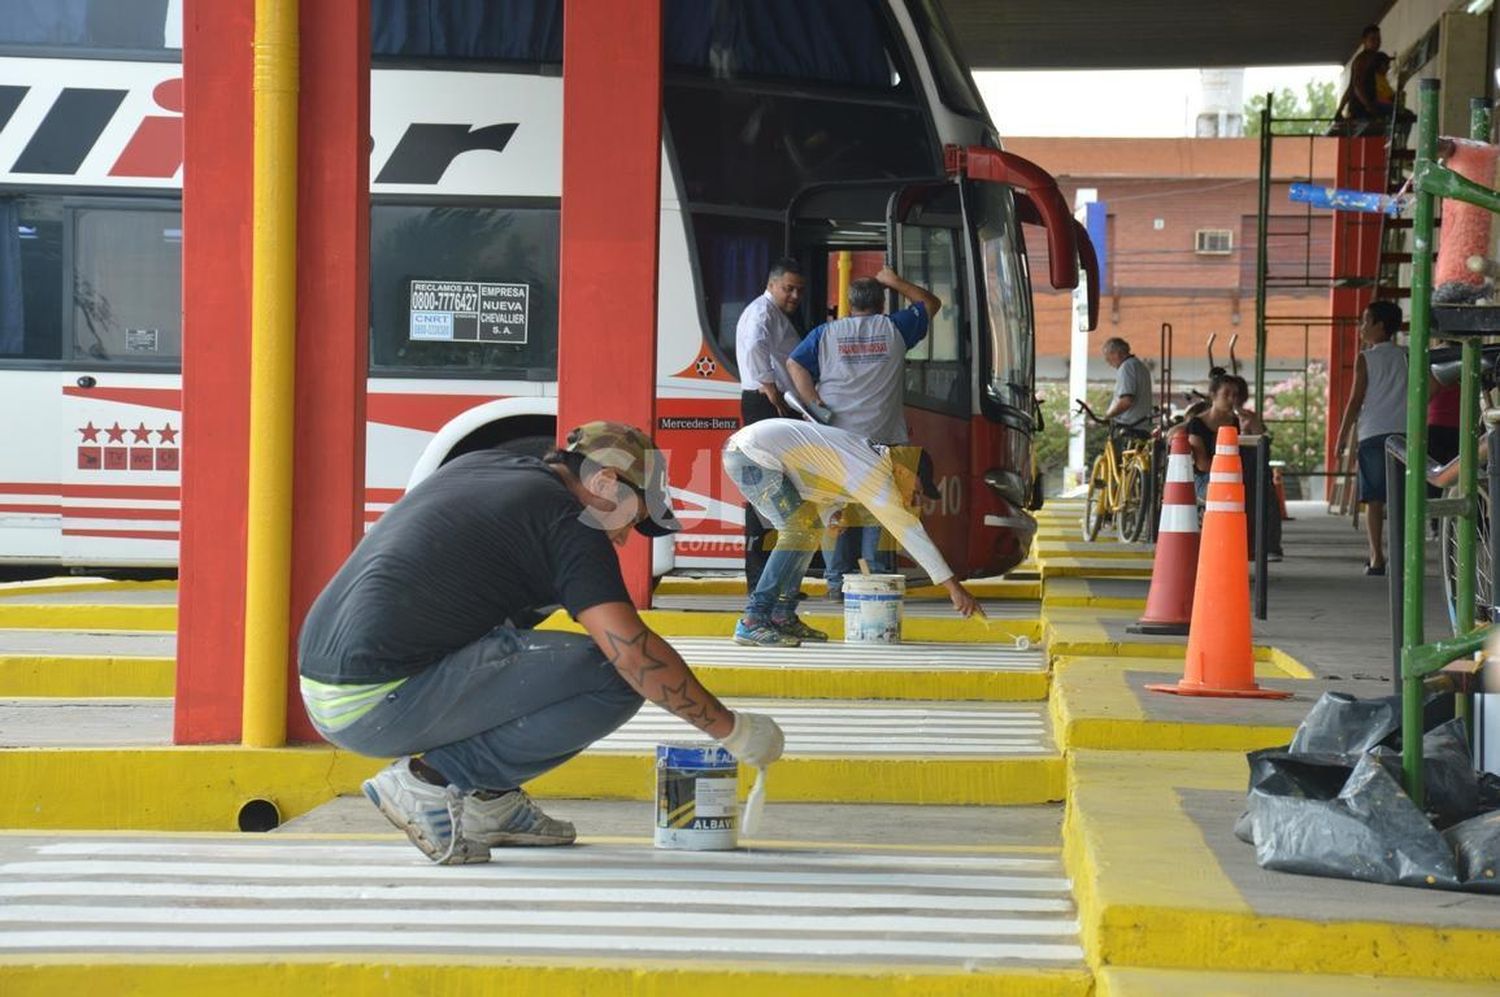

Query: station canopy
[940,0,1391,69]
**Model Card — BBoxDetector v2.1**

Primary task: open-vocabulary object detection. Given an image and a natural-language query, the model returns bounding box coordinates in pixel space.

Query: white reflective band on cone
[1209,472,1241,483]
[1215,445,1238,455]
[1205,501,1244,513]
[1166,458,1194,483]
[1159,504,1199,533]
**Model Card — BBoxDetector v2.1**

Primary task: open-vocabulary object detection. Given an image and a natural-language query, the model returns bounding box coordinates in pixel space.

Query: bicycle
[1076,401,1155,543]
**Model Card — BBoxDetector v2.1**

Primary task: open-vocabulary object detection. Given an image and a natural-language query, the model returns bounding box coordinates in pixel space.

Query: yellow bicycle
[1076,401,1155,543]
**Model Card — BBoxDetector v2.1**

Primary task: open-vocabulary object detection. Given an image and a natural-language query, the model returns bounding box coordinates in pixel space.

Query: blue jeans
[823,521,891,594]
[306,626,642,792]
[725,447,823,621]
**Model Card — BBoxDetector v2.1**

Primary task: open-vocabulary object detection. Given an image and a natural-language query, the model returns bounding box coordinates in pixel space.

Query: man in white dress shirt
[734,258,806,590]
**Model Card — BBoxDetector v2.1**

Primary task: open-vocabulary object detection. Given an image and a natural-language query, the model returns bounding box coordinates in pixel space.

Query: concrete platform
[0,833,1090,995]
[1065,749,1500,983]
[0,629,175,657]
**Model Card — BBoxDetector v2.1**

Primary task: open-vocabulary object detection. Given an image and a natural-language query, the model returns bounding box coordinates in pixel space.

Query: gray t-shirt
[787,304,929,444]
[1111,355,1154,429]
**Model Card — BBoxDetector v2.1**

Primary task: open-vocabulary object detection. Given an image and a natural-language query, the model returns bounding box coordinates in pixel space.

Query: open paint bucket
[843,572,905,643]
[654,742,738,850]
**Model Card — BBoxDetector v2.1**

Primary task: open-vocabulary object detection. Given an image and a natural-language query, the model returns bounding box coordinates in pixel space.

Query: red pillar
[1324,135,1387,498]
[178,0,370,743]
[177,0,254,742]
[556,0,663,608]
[286,0,370,743]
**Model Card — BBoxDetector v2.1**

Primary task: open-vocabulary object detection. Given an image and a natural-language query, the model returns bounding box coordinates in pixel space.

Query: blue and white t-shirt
[788,303,928,444]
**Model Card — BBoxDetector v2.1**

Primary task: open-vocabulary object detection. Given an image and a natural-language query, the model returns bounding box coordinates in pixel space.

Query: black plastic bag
[1444,811,1500,893]
[1248,752,1461,889]
[1288,692,1400,755]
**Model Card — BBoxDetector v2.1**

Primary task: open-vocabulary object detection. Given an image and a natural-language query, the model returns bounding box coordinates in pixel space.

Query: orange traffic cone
[1128,433,1199,635]
[1146,425,1291,699]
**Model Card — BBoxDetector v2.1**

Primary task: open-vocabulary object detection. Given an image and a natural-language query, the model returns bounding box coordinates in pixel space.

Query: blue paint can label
[654,742,739,850]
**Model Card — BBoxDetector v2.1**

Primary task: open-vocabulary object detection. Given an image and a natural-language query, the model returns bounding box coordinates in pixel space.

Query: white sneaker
[361,758,491,865]
[464,788,577,846]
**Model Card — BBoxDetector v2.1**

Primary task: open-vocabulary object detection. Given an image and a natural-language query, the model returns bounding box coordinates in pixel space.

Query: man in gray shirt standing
[1102,337,1153,431]
[786,267,941,599]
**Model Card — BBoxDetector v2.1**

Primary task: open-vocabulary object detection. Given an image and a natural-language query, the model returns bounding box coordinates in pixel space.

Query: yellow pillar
[836,251,852,319]
[241,0,299,747]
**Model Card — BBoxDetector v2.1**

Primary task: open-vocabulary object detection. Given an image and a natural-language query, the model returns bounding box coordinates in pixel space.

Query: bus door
[57,200,183,566]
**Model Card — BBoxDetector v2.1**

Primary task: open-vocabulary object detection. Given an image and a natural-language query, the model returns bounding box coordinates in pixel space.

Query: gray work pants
[311,626,642,792]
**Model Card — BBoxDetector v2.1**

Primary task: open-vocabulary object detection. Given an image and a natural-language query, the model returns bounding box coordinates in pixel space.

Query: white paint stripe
[0,860,1070,892]
[0,929,1085,961]
[35,842,1061,870]
[594,741,1048,755]
[0,905,1078,938]
[705,703,1050,719]
[0,880,1075,912]
[1205,501,1244,513]
[1158,506,1199,533]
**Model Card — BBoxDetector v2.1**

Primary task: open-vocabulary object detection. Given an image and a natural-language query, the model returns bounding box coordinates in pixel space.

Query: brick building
[1007,137,1338,395]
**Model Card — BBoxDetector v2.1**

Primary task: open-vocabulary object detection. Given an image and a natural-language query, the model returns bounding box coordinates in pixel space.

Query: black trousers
[740,389,781,591]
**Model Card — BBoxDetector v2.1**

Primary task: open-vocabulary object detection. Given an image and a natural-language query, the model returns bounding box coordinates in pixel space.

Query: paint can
[843,573,906,644]
[654,742,739,850]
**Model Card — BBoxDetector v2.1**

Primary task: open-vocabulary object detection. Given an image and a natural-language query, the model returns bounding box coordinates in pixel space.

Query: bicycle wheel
[1117,461,1149,543]
[1440,483,1492,633]
[1083,460,1108,541]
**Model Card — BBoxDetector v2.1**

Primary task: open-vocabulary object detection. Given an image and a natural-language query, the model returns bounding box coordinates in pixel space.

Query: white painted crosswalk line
[664,637,1045,672]
[0,839,1083,965]
[654,595,1040,619]
[596,700,1054,756]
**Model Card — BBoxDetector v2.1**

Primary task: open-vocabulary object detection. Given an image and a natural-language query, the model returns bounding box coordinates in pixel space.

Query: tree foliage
[1243,80,1340,136]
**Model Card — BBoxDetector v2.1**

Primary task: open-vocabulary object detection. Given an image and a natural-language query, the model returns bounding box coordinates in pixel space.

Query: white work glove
[719,711,785,767]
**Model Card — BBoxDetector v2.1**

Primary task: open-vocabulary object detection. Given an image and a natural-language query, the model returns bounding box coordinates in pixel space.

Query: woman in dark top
[1179,372,1241,499]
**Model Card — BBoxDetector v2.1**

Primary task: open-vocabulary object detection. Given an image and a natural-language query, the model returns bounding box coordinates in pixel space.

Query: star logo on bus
[105,422,127,444]
[158,423,178,445]
[77,422,101,443]
[131,422,153,444]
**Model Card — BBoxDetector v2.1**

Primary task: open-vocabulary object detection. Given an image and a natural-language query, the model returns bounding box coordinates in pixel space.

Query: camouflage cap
[563,421,682,537]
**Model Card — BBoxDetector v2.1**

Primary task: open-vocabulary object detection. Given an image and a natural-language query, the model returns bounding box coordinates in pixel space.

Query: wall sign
[409,280,529,344]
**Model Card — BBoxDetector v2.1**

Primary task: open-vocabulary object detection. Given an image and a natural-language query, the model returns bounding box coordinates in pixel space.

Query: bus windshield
[970,181,1035,417]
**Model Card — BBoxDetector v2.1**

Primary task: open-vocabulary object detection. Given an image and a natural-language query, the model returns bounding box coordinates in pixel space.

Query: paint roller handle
[719,711,785,767]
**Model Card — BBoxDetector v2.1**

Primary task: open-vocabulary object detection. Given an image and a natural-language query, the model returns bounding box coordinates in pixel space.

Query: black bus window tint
[71,207,182,366]
[0,196,63,362]
[691,215,780,372]
[371,0,561,61]
[0,0,176,51]
[907,0,988,119]
[666,88,935,212]
[665,0,899,89]
[369,204,559,378]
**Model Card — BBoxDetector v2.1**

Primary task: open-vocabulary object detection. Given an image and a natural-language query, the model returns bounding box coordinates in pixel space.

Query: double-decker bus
[0,0,1095,579]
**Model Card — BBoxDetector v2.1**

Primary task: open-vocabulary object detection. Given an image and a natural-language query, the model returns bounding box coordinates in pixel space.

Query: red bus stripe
[0,503,62,515]
[0,483,181,500]
[364,487,405,502]
[61,506,181,522]
[62,528,180,540]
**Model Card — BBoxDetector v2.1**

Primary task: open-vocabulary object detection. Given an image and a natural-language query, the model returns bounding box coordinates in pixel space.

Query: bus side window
[898,224,966,414]
[0,195,64,363]
[70,206,183,367]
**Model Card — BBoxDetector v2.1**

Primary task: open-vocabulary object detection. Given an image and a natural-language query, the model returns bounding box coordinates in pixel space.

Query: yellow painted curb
[1047,657,1297,753]
[1064,750,1500,982]
[1038,560,1154,580]
[0,747,1066,829]
[0,604,176,631]
[1042,624,1315,681]
[1035,544,1156,561]
[0,655,175,698]
[1096,966,1500,996]
[692,663,1049,702]
[0,578,175,599]
[541,609,1045,645]
[0,958,1093,997]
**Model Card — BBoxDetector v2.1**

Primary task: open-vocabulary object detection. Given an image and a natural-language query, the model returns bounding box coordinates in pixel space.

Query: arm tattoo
[601,626,726,735]
[601,628,670,686]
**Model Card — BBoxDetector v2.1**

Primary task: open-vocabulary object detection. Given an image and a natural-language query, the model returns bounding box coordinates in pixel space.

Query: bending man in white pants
[724,418,982,647]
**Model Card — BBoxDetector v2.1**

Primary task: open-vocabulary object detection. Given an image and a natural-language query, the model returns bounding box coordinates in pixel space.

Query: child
[1334,300,1408,575]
